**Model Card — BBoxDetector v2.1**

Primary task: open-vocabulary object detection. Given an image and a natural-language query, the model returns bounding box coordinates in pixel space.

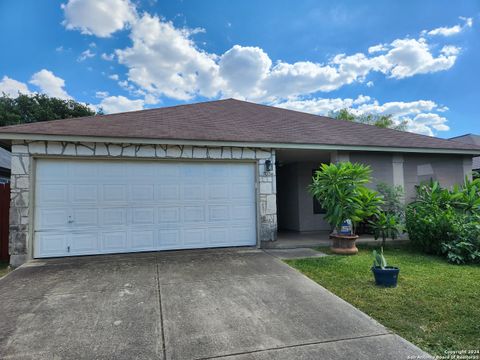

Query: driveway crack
[194,332,393,359]
[156,260,168,360]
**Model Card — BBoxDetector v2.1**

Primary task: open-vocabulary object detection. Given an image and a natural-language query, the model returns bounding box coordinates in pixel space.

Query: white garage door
[34,159,257,258]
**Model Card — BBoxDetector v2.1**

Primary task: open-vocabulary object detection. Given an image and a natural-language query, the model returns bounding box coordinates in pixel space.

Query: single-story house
[0,147,11,183]
[450,134,480,172]
[0,99,479,267]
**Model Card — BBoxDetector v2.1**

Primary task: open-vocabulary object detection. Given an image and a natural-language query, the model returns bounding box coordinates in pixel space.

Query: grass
[0,261,9,278]
[285,246,480,356]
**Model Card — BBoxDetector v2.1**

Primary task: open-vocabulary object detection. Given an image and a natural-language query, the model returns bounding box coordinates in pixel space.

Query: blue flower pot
[371,266,399,287]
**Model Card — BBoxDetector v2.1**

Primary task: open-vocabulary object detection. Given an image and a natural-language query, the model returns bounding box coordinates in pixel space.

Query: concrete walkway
[0,249,430,359]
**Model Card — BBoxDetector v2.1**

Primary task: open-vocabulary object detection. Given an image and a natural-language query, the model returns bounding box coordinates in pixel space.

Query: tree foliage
[0,93,98,127]
[330,108,407,131]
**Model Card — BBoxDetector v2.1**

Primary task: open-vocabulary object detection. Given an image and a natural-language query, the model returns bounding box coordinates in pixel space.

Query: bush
[376,182,405,221]
[308,162,382,234]
[406,179,480,264]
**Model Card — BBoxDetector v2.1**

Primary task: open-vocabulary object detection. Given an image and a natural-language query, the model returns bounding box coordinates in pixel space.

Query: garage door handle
[68,216,74,224]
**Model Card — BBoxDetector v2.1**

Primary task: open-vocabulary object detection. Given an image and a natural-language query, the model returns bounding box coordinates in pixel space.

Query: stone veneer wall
[9,140,277,266]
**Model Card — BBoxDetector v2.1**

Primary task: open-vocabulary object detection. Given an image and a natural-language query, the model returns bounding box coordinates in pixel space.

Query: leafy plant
[376,182,405,221]
[372,247,387,269]
[369,212,403,247]
[406,178,480,264]
[308,162,383,234]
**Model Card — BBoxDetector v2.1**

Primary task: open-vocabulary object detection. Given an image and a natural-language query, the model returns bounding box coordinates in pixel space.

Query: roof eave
[0,133,479,155]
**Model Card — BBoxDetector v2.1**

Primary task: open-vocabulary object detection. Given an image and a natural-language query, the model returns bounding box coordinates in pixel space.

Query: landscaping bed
[285,246,480,356]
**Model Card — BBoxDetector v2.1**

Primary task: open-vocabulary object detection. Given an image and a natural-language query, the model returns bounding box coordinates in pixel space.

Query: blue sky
[0,0,479,138]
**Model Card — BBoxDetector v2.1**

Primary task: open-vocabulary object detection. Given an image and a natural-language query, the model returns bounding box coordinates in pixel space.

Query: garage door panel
[34,159,257,258]
[36,233,68,257]
[103,184,127,202]
[131,230,155,250]
[72,184,98,203]
[102,208,127,226]
[70,233,99,254]
[102,232,127,251]
[158,207,180,223]
[36,208,68,229]
[184,206,205,222]
[38,184,68,204]
[132,207,155,224]
[184,228,206,246]
[72,208,98,227]
[159,229,181,247]
[131,184,155,201]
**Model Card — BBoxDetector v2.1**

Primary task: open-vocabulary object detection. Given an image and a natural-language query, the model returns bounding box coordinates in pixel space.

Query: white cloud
[95,91,109,98]
[115,12,223,100]
[366,81,374,87]
[0,76,30,97]
[108,74,119,80]
[379,38,458,79]
[62,3,466,103]
[77,49,95,62]
[29,69,71,99]
[219,45,271,99]
[425,17,473,37]
[61,0,136,37]
[274,95,449,136]
[101,53,115,61]
[368,44,388,53]
[97,95,144,113]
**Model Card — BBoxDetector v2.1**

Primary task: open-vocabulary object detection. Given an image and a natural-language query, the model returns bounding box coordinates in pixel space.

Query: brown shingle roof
[0,98,479,152]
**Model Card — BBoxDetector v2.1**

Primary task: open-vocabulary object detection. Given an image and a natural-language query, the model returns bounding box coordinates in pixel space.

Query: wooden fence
[0,183,10,262]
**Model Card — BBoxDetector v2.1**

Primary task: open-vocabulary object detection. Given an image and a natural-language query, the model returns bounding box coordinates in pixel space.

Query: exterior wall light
[265,159,273,173]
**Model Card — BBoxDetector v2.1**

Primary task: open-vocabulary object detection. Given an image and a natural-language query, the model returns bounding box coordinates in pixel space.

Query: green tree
[0,93,98,127]
[330,108,407,131]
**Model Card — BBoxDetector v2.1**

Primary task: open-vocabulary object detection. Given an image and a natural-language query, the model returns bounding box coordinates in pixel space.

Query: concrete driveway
[0,249,430,359]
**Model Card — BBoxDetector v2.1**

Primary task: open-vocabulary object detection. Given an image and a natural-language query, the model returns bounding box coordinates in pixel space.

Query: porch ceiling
[276,149,331,164]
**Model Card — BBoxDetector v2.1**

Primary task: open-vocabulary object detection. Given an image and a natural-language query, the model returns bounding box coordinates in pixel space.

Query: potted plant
[371,247,399,287]
[309,162,383,254]
[369,211,403,247]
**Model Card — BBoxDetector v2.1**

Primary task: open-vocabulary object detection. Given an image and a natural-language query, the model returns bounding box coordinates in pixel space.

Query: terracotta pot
[329,234,359,254]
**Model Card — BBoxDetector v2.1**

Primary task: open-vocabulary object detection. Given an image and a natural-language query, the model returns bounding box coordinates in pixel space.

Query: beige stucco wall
[403,153,469,201]
[277,152,471,233]
[9,140,277,267]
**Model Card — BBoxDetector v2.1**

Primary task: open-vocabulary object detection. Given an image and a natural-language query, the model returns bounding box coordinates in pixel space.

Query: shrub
[406,179,480,264]
[308,162,383,234]
[376,182,405,221]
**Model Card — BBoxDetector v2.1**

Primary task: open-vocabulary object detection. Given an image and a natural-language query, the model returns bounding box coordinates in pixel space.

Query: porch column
[462,156,473,181]
[392,154,405,203]
[330,150,350,163]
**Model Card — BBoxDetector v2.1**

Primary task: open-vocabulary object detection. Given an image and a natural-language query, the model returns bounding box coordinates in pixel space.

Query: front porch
[263,231,408,249]
[270,148,407,249]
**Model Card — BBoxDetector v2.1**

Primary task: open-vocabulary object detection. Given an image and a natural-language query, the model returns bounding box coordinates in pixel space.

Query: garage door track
[0,249,430,359]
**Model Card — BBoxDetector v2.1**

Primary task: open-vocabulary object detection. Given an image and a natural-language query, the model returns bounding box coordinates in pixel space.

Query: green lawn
[0,261,9,278]
[285,247,480,356]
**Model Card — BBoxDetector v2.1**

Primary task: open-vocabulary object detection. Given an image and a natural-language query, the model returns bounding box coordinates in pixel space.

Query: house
[449,134,480,172]
[0,99,478,267]
[0,147,11,183]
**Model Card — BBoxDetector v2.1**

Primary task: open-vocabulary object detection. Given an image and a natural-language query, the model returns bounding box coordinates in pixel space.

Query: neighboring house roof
[0,99,479,154]
[450,134,480,169]
[0,147,11,170]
